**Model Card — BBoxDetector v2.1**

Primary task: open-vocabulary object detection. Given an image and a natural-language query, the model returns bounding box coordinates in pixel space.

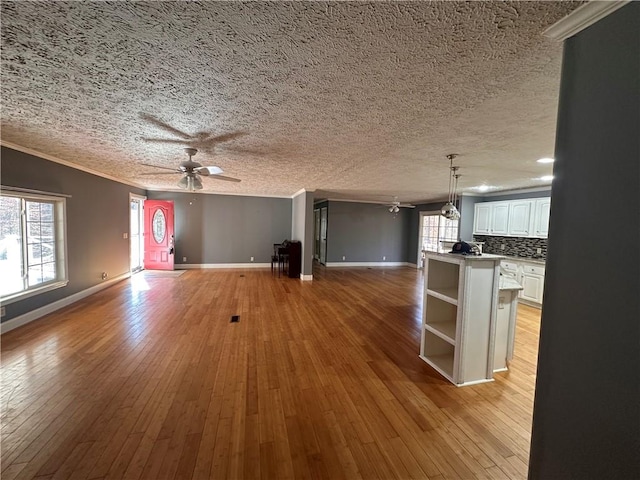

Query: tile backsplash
[473,235,547,260]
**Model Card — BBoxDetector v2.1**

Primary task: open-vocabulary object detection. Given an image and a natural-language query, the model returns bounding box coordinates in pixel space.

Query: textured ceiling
[1,1,582,202]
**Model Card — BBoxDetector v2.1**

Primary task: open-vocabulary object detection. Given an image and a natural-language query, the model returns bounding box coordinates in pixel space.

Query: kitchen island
[420,251,506,386]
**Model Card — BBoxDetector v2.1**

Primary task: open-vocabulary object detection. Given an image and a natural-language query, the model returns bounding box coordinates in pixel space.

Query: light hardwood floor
[1,266,541,480]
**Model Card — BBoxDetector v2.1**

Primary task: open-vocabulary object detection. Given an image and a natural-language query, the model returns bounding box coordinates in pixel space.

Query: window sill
[0,280,69,305]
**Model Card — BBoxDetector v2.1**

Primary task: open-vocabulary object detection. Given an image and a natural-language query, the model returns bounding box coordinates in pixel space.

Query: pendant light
[441,154,461,220]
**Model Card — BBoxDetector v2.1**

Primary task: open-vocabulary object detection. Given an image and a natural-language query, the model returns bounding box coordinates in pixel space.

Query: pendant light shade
[441,201,460,220]
[441,154,461,220]
[178,174,204,191]
[192,175,203,190]
[177,176,189,189]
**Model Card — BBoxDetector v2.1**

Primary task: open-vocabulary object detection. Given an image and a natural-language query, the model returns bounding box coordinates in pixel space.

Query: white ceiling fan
[385,196,416,213]
[141,148,241,190]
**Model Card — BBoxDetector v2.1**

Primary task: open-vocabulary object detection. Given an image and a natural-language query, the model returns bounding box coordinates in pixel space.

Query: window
[420,212,459,255]
[0,191,68,303]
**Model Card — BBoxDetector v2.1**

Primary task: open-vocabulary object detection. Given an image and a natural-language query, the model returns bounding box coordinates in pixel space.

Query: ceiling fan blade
[140,113,193,140]
[400,205,416,208]
[141,137,192,145]
[140,163,181,172]
[195,166,223,176]
[205,131,246,144]
[209,174,241,183]
[139,171,181,176]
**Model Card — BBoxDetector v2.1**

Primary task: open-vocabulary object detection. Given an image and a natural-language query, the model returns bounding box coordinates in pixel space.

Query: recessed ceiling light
[538,175,554,182]
[537,157,555,164]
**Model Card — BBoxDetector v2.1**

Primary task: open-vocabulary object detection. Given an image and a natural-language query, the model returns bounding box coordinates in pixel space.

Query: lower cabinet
[501,259,545,306]
[521,265,545,304]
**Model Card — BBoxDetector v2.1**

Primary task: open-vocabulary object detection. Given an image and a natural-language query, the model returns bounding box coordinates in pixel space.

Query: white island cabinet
[420,252,504,386]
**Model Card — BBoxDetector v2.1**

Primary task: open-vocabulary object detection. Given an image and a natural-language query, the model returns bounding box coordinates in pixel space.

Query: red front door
[144,200,174,270]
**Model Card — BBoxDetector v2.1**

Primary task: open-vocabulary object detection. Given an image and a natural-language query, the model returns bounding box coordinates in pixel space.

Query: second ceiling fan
[385,196,416,213]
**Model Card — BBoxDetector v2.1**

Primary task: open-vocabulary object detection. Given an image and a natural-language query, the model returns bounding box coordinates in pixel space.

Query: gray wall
[147,191,291,265]
[326,201,409,263]
[303,191,314,274]
[1,146,146,322]
[529,4,639,479]
[291,190,314,276]
[459,195,482,241]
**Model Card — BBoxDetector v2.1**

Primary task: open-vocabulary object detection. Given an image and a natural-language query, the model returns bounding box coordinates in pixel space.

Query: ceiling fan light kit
[441,154,461,220]
[385,196,415,214]
[141,147,241,191]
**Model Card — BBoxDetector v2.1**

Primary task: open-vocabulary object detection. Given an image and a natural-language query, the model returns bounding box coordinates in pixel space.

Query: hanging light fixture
[177,176,189,189]
[441,154,461,220]
[178,173,203,191]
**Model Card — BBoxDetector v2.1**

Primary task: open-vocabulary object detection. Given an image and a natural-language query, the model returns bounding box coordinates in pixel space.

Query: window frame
[418,210,460,267]
[0,190,69,304]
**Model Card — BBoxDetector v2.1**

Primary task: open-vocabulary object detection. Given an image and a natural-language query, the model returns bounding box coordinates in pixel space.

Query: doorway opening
[417,211,459,268]
[130,194,146,273]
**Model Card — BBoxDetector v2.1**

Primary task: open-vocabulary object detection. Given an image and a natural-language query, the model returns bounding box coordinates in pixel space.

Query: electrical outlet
[1,306,5,318]
[183,257,187,262]
[101,272,108,280]
[382,256,386,261]
[250,256,254,262]
[536,248,542,254]
[342,255,346,261]
[501,244,506,250]
[123,233,128,239]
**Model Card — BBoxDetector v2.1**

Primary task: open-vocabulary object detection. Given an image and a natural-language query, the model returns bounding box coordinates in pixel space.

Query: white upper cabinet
[473,197,550,238]
[533,198,551,238]
[490,202,510,235]
[508,200,534,236]
[473,203,492,235]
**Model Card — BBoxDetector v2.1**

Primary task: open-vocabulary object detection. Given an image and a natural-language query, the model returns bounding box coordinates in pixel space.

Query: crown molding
[544,0,630,41]
[482,186,552,197]
[325,198,391,205]
[1,140,147,189]
[145,186,293,199]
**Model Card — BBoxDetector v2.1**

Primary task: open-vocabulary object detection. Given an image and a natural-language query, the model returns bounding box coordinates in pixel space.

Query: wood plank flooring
[1,266,541,479]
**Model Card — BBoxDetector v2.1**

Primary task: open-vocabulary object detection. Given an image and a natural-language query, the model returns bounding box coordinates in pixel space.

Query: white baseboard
[1,272,131,334]
[325,262,412,268]
[177,263,270,269]
[300,274,313,281]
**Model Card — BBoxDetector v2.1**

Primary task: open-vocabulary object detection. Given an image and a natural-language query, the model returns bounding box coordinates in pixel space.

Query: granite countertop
[423,251,505,261]
[499,273,524,291]
[422,251,545,264]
